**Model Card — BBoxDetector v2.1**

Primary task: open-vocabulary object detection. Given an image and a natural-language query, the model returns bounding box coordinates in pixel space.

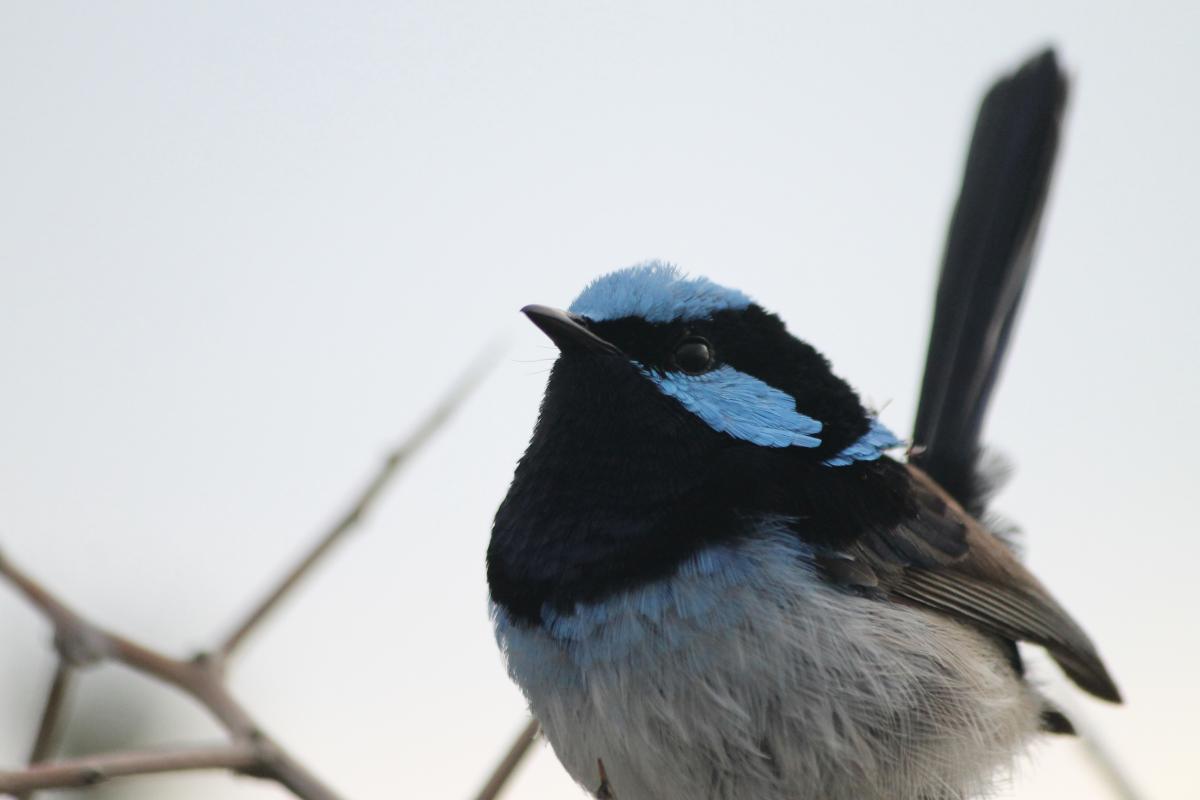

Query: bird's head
[521,261,898,464]
[489,262,905,624]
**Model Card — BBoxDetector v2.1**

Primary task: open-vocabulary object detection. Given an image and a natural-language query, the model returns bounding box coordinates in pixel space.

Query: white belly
[493,529,1042,800]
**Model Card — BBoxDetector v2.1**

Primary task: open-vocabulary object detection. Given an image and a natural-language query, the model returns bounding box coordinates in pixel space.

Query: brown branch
[24,660,73,763]
[0,743,259,794]
[218,346,500,659]
[15,659,75,800]
[0,550,340,799]
[0,355,497,798]
[0,551,110,666]
[472,716,540,800]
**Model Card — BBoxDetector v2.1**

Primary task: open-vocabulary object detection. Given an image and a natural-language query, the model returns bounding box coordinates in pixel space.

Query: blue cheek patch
[822,418,904,466]
[568,261,752,323]
[643,363,902,464]
[642,365,823,448]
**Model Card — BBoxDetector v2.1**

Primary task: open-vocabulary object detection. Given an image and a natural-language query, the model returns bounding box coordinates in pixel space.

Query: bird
[486,51,1120,800]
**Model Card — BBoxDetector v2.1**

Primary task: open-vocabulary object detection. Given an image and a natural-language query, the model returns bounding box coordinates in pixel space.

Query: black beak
[521,305,621,355]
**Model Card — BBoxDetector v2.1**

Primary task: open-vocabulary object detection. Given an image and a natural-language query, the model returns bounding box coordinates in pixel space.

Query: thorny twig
[0,352,496,798]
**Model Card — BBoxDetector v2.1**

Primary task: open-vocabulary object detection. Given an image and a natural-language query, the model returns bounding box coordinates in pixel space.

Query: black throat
[486,350,915,627]
[488,354,723,624]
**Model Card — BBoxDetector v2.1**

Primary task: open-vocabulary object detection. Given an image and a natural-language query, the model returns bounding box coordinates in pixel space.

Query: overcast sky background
[2,3,1197,799]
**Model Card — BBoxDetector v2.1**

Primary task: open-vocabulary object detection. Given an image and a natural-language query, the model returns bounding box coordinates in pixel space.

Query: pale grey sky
[1,3,1197,799]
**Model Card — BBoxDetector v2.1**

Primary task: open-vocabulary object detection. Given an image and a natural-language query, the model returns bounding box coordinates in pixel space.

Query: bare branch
[0,550,110,667]
[24,660,73,764]
[15,659,75,800]
[1057,698,1146,800]
[0,548,342,798]
[219,345,500,659]
[0,744,259,794]
[0,357,498,798]
[249,743,345,800]
[472,716,540,800]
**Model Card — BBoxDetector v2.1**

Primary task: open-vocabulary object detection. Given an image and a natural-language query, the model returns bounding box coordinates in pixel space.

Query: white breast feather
[493,528,1043,800]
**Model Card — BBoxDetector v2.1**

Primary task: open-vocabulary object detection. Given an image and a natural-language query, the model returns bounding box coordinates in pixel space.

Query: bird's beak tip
[520,304,619,355]
[520,303,554,320]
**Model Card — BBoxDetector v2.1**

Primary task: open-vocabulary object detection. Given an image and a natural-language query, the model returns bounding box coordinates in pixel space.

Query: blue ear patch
[642,365,823,448]
[822,418,904,466]
[569,261,752,323]
[644,362,902,462]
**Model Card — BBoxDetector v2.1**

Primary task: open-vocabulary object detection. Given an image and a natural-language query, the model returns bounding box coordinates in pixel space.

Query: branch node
[189,650,227,680]
[52,618,109,667]
[0,353,498,800]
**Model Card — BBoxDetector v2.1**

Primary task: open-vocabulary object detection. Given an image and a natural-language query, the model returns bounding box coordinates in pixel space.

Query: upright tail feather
[911,49,1069,517]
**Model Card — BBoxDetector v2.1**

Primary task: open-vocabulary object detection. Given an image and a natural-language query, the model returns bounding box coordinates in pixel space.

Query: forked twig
[0,522,341,799]
[0,350,497,798]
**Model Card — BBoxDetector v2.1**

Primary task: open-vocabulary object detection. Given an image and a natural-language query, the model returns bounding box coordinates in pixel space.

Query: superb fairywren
[487,52,1119,800]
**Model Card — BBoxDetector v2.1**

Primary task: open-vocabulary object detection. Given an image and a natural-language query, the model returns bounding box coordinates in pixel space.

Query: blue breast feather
[493,526,818,691]
[569,262,752,323]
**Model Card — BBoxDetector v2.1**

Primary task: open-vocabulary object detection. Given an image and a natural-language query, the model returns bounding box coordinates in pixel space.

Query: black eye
[673,337,714,374]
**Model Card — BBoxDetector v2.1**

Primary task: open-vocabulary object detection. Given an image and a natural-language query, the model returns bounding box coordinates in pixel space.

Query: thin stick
[15,660,75,800]
[1078,736,1142,800]
[219,346,500,659]
[24,660,73,764]
[472,716,540,800]
[1058,700,1145,800]
[0,744,259,794]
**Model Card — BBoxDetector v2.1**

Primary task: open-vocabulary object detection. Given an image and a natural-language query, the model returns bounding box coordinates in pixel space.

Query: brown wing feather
[834,463,1121,703]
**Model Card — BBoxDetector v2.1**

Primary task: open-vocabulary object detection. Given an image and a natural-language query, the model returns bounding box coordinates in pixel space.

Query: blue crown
[569,262,753,323]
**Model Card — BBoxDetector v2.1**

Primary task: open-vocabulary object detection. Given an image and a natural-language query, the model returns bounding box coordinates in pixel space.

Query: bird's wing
[824,463,1121,703]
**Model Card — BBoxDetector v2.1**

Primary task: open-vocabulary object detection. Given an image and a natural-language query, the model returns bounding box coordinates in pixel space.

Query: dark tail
[911,49,1069,517]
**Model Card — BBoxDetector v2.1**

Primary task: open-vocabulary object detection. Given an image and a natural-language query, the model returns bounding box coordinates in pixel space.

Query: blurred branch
[0,350,497,798]
[0,549,340,799]
[0,744,259,794]
[15,660,75,800]
[1055,696,1145,800]
[472,716,539,800]
[218,346,500,660]
[1079,732,1143,800]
